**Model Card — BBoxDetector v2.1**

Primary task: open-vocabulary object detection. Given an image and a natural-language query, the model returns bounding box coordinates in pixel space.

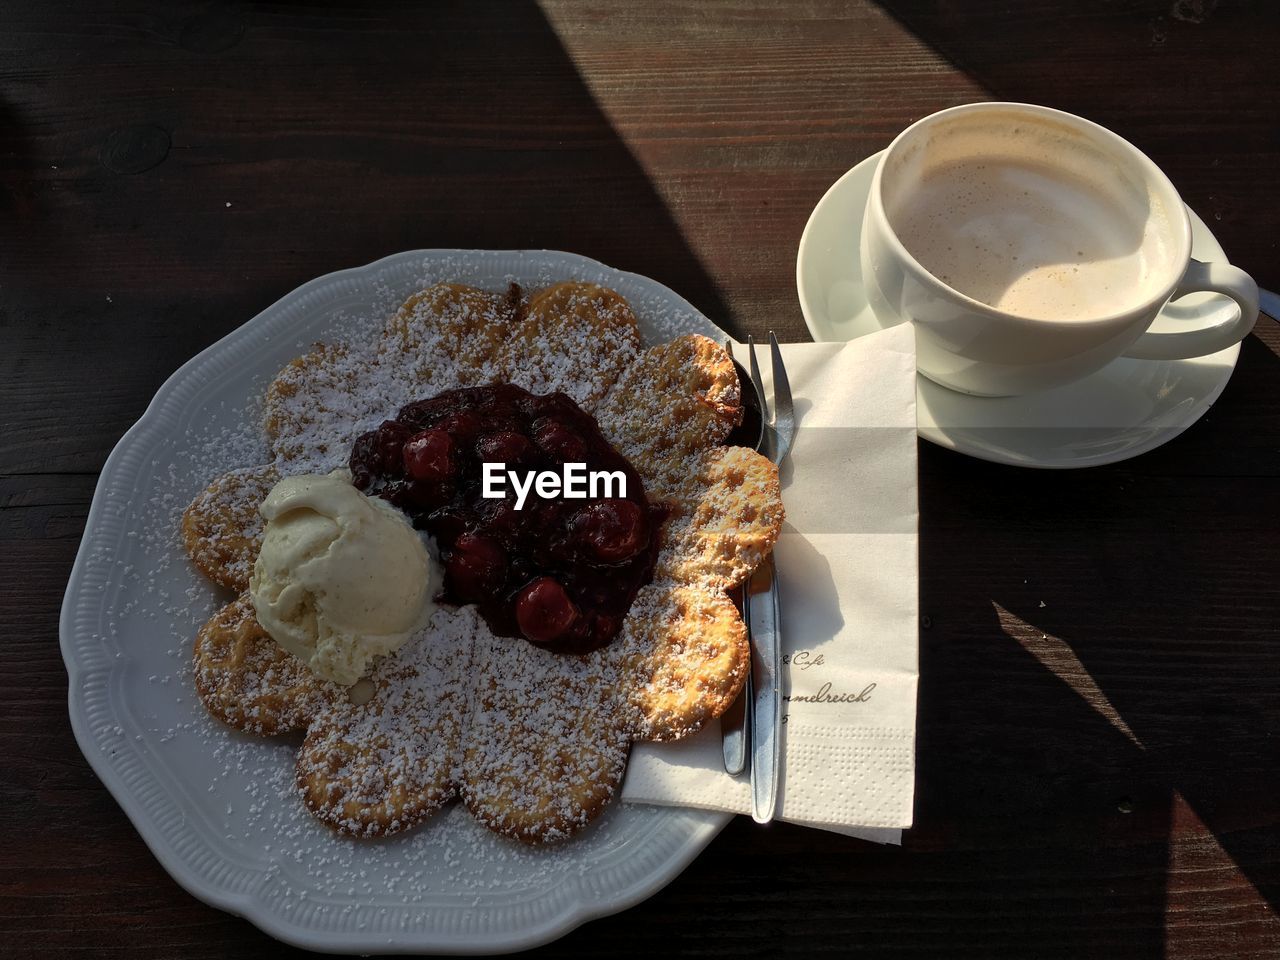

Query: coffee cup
[860,102,1259,397]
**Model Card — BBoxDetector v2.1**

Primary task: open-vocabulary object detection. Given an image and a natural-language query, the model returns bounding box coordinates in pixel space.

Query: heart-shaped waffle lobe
[182,280,783,844]
[296,622,473,836]
[181,465,277,592]
[194,594,341,735]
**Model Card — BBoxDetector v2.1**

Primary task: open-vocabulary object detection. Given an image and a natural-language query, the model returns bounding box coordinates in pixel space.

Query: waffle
[183,279,784,844]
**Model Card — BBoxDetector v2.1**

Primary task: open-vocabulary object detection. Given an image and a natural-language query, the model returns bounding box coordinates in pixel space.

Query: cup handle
[1122,259,1259,361]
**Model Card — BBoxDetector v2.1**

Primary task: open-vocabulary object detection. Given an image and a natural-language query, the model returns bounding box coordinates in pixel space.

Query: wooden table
[5,2,1279,956]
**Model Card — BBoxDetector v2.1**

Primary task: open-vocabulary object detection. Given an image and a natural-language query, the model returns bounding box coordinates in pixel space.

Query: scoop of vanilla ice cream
[249,470,434,686]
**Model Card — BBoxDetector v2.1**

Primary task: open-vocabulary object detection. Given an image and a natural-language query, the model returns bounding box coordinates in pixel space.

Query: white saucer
[796,150,1243,468]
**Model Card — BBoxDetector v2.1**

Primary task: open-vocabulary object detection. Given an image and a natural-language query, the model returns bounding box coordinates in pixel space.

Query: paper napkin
[621,323,919,844]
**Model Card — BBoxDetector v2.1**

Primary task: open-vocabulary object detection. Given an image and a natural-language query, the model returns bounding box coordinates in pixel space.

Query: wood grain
[2,1,1279,957]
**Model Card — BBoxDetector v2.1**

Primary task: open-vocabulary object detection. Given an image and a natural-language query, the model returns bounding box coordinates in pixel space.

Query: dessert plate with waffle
[61,250,784,952]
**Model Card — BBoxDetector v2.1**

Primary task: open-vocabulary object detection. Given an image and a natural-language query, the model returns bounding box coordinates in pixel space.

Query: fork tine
[747,335,770,424]
[767,332,795,464]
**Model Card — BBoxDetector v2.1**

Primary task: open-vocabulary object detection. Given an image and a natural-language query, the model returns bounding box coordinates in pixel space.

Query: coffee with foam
[881,111,1178,322]
[860,102,1257,397]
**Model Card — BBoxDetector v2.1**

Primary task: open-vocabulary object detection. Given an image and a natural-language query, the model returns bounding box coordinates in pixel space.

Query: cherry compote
[349,384,666,654]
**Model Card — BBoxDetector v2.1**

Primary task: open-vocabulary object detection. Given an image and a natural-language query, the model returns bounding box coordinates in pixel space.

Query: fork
[720,334,795,822]
[749,334,794,822]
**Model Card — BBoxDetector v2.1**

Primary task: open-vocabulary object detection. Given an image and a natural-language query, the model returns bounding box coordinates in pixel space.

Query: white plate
[797,151,1242,468]
[60,250,733,954]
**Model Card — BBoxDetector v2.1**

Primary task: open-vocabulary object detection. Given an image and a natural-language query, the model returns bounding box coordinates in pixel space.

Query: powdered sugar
[246,277,686,843]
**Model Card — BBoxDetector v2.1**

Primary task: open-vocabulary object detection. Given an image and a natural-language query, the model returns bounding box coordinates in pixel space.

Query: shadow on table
[869,0,1277,154]
[6,0,735,337]
[908,330,1280,956]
